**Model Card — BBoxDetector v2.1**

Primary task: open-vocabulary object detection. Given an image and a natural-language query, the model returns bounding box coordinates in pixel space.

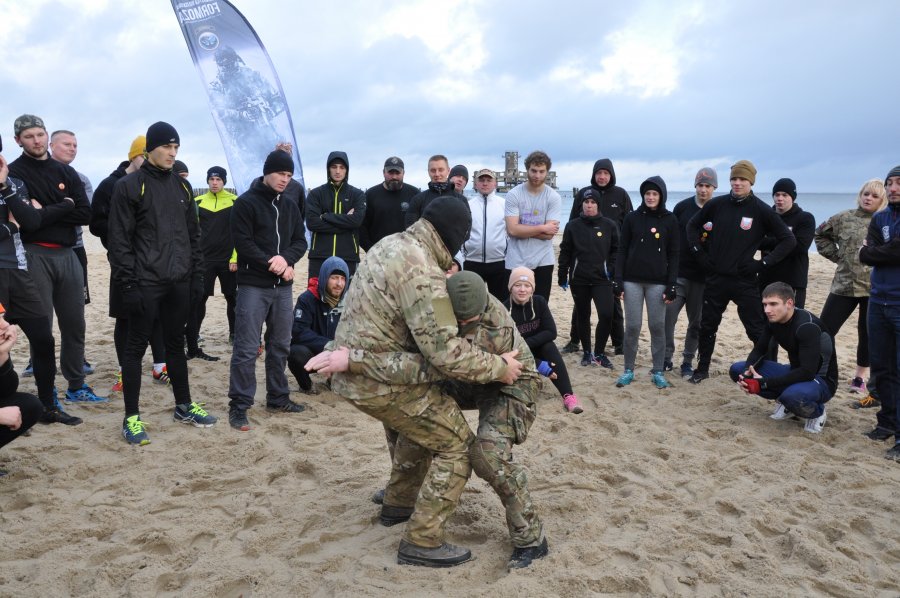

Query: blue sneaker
[82,359,94,375]
[122,415,150,445]
[616,369,634,387]
[651,371,672,389]
[174,402,218,427]
[65,384,109,403]
[22,360,34,377]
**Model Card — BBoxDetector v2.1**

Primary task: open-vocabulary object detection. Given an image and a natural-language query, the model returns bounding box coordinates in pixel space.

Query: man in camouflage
[343,271,549,569]
[306,196,524,567]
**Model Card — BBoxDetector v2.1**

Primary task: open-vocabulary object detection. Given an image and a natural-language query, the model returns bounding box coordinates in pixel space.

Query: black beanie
[263,150,295,175]
[772,178,797,200]
[207,166,227,184]
[146,121,179,152]
[422,196,472,256]
[173,160,188,175]
[449,164,469,182]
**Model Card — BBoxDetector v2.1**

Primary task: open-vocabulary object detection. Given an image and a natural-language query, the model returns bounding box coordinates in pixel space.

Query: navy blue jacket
[291,256,350,352]
[859,202,900,305]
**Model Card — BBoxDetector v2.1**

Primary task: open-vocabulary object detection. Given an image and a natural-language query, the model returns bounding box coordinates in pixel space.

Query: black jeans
[571,283,614,355]
[697,275,765,372]
[464,260,509,302]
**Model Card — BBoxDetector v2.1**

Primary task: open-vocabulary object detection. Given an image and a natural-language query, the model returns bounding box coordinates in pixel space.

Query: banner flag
[171,0,304,194]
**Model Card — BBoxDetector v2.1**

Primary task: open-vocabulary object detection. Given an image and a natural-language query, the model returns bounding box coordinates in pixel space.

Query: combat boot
[508,537,549,569]
[397,539,472,567]
[380,504,414,526]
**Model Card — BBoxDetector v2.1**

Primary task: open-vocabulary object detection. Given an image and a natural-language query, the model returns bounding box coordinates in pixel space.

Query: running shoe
[266,399,306,413]
[22,359,33,377]
[679,362,694,379]
[803,408,827,434]
[40,391,83,426]
[770,403,791,420]
[229,407,250,431]
[651,371,672,389]
[174,402,218,427]
[849,377,866,394]
[595,354,614,369]
[561,340,581,354]
[688,369,709,384]
[122,415,150,445]
[851,394,881,409]
[615,369,634,387]
[580,351,593,367]
[186,349,220,362]
[562,393,583,414]
[885,444,900,462]
[65,384,109,403]
[111,371,123,393]
[663,360,673,372]
[151,366,170,385]
[83,359,94,375]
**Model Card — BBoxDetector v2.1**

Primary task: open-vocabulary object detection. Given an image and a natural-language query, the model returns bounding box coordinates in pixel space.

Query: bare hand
[0,406,22,430]
[347,208,355,215]
[498,350,523,385]
[30,198,42,209]
[268,255,288,275]
[281,266,294,282]
[446,262,460,276]
[0,323,17,359]
[305,346,351,374]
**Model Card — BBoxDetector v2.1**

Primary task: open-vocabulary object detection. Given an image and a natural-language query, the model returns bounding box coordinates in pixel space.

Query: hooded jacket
[759,202,815,290]
[291,255,350,353]
[107,161,201,286]
[306,151,367,263]
[90,161,129,249]
[859,202,900,304]
[570,159,634,227]
[195,188,239,263]
[231,176,308,288]
[615,176,679,287]
[558,204,619,287]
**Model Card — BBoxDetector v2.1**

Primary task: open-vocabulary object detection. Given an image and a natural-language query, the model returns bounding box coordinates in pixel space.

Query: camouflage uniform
[331,219,509,548]
[814,208,875,296]
[351,296,544,548]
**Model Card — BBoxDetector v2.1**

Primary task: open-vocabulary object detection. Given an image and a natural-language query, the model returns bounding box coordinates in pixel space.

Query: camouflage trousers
[348,385,474,548]
[387,379,544,548]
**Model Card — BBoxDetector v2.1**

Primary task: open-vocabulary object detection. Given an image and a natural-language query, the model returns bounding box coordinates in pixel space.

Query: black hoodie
[90,161,129,248]
[569,158,634,227]
[615,176,679,287]
[759,202,815,289]
[306,151,367,263]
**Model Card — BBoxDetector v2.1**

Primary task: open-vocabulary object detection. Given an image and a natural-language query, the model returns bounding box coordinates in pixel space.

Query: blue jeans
[868,301,900,438]
[729,360,831,418]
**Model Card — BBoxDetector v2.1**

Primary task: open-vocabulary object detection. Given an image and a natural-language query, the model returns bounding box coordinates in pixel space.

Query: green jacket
[814,208,873,297]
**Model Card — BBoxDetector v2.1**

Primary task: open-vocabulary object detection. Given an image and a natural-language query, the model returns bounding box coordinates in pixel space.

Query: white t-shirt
[504,183,561,269]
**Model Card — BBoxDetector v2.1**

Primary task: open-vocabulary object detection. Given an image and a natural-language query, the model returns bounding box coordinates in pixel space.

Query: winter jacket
[859,202,900,305]
[196,189,239,263]
[760,203,815,290]
[361,182,419,251]
[463,190,507,264]
[291,256,350,353]
[107,162,201,286]
[570,159,633,227]
[558,212,618,286]
[306,151,366,264]
[814,208,874,297]
[615,176,679,287]
[90,162,129,248]
[231,176,308,288]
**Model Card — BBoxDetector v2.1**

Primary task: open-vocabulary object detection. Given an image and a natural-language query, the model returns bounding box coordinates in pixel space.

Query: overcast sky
[2,0,897,194]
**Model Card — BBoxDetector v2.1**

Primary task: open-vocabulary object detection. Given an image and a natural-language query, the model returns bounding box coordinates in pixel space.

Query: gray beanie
[886,165,900,183]
[446,271,488,320]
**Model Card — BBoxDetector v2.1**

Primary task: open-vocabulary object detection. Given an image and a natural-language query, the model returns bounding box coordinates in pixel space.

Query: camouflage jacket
[814,208,873,297]
[346,295,540,407]
[331,219,508,399]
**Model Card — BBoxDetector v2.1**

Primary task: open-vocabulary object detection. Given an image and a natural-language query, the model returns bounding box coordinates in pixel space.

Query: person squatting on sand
[858,165,900,461]
[614,176,680,390]
[558,188,619,371]
[108,121,216,445]
[305,196,525,567]
[504,266,583,413]
[227,150,308,431]
[685,160,796,384]
[730,282,837,433]
[815,179,887,405]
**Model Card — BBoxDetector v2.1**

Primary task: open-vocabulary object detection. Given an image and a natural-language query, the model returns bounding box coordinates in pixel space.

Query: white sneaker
[770,403,790,420]
[803,408,827,434]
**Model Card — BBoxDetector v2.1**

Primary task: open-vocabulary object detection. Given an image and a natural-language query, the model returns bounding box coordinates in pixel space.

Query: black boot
[380,504,414,526]
[397,539,472,567]
[508,537,549,569]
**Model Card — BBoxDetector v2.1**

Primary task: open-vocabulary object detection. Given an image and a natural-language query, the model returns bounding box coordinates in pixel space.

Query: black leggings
[0,391,43,449]
[185,294,236,352]
[114,317,166,368]
[530,341,573,397]
[16,317,56,408]
[819,293,869,367]
[571,283,614,355]
[533,265,554,303]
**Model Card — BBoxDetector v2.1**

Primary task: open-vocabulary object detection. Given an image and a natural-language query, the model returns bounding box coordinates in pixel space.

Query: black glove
[738,260,764,276]
[664,285,677,302]
[189,274,204,306]
[121,284,144,316]
[613,281,623,298]
[692,246,714,272]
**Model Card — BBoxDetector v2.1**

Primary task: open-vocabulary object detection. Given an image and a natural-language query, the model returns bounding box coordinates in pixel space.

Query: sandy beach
[1,236,899,598]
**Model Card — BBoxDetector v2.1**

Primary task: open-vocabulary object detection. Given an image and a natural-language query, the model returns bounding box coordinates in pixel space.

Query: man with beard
[360,156,419,251]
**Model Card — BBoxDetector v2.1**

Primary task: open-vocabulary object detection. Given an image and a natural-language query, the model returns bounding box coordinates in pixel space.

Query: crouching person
[287,256,348,393]
[730,282,837,433]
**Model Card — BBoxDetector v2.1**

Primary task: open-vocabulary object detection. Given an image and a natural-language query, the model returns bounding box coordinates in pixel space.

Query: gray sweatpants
[664,277,705,364]
[25,244,85,390]
[228,284,293,411]
[623,281,666,372]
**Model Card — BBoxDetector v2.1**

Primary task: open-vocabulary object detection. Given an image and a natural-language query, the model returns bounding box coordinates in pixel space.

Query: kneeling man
[730,282,837,433]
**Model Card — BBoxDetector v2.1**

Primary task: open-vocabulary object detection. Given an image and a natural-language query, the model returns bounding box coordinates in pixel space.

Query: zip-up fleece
[616,176,679,286]
[558,212,619,286]
[231,176,308,288]
[291,255,350,352]
[195,188,239,263]
[463,190,507,263]
[306,151,366,264]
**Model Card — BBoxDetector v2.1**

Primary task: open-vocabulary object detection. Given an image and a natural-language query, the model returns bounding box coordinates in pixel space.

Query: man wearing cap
[685,160,796,384]
[8,114,103,405]
[227,150,308,431]
[663,167,718,378]
[108,121,217,445]
[463,168,509,301]
[187,166,238,358]
[759,178,816,309]
[305,195,524,567]
[306,151,366,281]
[505,150,561,301]
[360,156,419,252]
[403,155,466,230]
[449,165,468,194]
[859,165,900,461]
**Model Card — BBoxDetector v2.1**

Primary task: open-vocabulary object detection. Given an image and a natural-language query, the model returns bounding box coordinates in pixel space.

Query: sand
[1,237,899,598]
